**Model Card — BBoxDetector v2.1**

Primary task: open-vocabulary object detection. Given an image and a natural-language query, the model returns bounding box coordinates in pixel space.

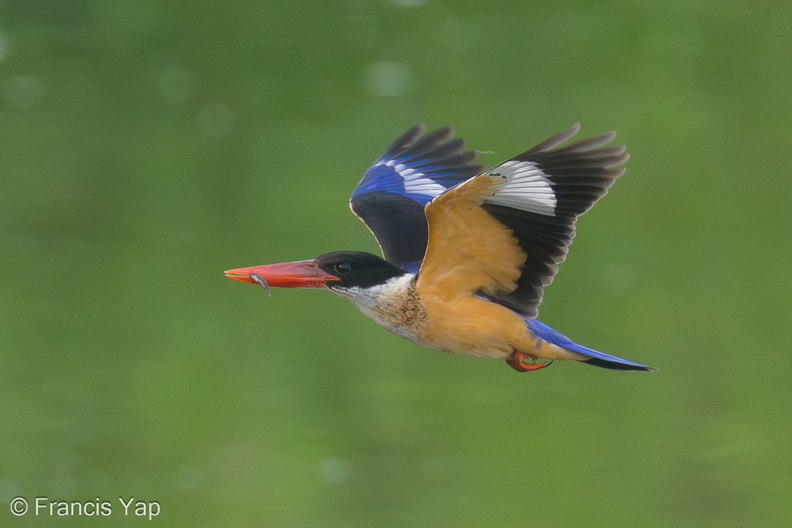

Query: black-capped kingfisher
[225,124,652,373]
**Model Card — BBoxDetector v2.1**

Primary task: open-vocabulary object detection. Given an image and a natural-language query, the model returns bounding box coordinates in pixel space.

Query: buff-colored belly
[347,283,585,363]
[420,296,585,361]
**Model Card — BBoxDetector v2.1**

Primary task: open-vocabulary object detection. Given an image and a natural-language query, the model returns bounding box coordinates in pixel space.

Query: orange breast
[419,295,530,358]
[417,294,587,362]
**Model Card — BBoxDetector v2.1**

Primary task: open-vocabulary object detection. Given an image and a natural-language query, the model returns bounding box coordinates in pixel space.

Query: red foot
[506,350,553,372]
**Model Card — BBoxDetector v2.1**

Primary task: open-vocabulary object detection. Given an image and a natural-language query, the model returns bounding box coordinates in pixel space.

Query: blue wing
[350,124,482,270]
[527,318,653,371]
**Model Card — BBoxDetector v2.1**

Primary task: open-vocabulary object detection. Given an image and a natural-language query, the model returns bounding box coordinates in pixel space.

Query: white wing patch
[485,160,557,216]
[381,159,446,197]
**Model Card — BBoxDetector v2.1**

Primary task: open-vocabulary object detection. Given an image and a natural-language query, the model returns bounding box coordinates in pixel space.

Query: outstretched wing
[350,124,482,271]
[418,124,628,318]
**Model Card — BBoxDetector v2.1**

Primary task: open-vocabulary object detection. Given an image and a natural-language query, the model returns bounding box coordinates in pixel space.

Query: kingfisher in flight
[225,124,651,373]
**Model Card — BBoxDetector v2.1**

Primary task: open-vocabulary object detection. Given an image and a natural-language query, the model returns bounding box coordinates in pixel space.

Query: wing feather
[416,124,628,318]
[350,124,481,269]
[417,175,527,299]
[481,125,628,317]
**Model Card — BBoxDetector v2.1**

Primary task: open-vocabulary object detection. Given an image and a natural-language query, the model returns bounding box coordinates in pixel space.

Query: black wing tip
[513,124,630,209]
[385,123,427,153]
[516,124,629,173]
[477,124,631,317]
[378,123,482,173]
[519,123,580,156]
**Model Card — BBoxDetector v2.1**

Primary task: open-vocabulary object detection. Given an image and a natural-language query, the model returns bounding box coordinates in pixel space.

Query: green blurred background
[2,0,791,526]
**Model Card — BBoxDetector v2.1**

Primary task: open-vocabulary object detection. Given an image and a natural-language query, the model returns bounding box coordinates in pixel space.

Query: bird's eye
[334,262,352,274]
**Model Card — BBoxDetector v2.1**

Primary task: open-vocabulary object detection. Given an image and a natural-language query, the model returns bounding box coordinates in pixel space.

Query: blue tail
[526,319,653,371]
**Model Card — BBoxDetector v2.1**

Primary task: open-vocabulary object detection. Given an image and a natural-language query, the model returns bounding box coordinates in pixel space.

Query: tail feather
[526,318,653,372]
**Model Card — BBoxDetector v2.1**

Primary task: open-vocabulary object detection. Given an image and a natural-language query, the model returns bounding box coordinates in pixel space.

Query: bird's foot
[506,350,553,372]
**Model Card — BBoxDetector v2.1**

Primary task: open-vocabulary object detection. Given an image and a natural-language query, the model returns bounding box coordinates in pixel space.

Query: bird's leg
[506,350,553,372]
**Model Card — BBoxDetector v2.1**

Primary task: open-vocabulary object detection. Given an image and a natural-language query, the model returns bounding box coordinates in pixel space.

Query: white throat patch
[331,274,423,343]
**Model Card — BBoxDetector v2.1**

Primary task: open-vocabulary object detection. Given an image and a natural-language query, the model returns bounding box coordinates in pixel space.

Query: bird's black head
[314,251,407,290]
[225,251,407,292]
